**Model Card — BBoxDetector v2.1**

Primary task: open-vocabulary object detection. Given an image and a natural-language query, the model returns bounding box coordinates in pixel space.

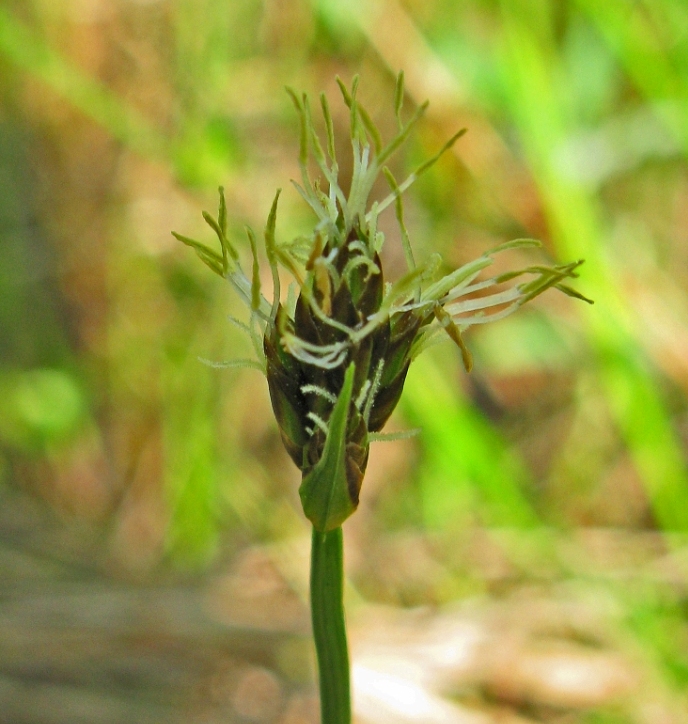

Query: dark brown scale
[264,228,424,507]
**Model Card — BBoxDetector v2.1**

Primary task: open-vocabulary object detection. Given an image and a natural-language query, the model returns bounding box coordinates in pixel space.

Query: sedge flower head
[174,74,592,532]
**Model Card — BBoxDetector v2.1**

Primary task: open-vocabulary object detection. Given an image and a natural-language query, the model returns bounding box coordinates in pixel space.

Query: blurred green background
[1,1,688,722]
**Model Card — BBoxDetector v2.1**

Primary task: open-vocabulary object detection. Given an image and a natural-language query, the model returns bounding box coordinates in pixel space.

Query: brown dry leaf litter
[1,491,687,723]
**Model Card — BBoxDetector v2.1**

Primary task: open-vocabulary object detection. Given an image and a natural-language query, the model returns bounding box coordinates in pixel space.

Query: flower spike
[173,76,591,531]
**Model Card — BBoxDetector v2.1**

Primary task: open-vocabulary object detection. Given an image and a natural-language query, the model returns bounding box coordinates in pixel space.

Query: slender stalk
[310,526,351,724]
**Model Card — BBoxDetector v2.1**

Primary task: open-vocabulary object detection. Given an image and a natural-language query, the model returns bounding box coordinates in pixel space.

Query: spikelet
[174,73,592,531]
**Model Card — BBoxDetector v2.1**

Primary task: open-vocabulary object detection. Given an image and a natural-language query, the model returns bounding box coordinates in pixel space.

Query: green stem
[310,526,351,724]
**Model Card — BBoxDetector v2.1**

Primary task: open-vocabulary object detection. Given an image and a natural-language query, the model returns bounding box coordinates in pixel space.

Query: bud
[264,226,427,530]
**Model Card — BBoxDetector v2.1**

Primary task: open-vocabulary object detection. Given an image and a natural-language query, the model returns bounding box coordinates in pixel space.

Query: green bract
[174,73,592,532]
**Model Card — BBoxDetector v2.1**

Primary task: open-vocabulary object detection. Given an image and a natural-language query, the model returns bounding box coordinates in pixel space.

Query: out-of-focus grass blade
[0,7,168,160]
[575,0,688,154]
[641,0,688,78]
[499,6,688,531]
[402,353,540,530]
[600,340,688,530]
[163,350,220,566]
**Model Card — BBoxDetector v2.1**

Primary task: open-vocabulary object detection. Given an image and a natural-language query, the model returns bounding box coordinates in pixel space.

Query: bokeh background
[2,1,688,722]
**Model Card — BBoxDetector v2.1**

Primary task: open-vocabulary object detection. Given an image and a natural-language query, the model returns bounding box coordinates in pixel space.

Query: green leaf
[171,232,225,277]
[299,363,358,532]
[286,87,309,167]
[411,127,467,177]
[421,256,493,302]
[488,238,542,254]
[555,283,595,304]
[434,305,473,372]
